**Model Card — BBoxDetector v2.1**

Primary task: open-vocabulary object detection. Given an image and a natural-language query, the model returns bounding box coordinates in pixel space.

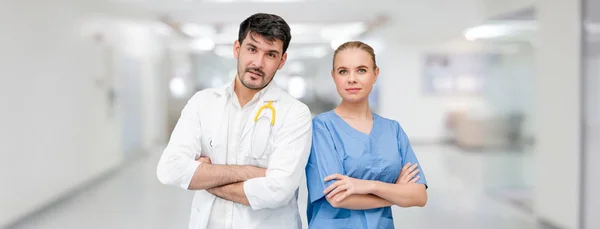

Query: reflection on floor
[9,145,541,229]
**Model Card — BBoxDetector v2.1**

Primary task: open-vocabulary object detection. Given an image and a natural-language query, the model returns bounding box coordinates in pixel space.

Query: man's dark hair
[238,13,292,54]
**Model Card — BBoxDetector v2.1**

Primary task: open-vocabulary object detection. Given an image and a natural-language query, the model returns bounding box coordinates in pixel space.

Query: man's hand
[196,156,265,180]
[396,163,420,184]
[196,156,212,164]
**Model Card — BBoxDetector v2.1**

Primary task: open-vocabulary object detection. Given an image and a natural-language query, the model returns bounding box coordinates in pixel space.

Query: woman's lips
[346,88,361,93]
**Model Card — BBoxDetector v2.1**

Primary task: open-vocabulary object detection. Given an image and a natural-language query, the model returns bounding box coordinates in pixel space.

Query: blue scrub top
[305,110,428,229]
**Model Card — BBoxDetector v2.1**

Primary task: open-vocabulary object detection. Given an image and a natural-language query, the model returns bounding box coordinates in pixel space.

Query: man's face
[233,33,287,90]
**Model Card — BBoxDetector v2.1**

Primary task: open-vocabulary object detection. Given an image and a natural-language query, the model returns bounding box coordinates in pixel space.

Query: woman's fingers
[409,175,420,183]
[401,163,412,174]
[408,169,421,180]
[323,180,343,194]
[324,173,344,182]
[335,190,352,202]
[327,184,348,199]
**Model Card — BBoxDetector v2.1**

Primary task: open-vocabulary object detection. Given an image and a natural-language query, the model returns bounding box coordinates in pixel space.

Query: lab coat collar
[214,78,281,102]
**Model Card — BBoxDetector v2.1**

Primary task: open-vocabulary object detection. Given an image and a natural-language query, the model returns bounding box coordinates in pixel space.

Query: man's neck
[234,78,259,108]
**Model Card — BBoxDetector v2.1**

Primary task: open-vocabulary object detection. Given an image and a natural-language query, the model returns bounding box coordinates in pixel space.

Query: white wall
[533,0,582,228]
[111,21,170,152]
[0,2,123,227]
[376,40,487,143]
[583,54,600,229]
[0,2,169,227]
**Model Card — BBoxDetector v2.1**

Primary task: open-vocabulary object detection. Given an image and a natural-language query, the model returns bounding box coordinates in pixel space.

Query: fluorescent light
[190,38,215,51]
[463,21,536,41]
[170,77,187,98]
[181,23,216,37]
[287,45,329,59]
[288,76,307,99]
[320,22,367,40]
[330,38,347,50]
[464,25,511,41]
[214,45,234,58]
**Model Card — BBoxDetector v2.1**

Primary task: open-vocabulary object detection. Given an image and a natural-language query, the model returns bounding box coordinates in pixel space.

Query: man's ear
[233,40,241,59]
[277,52,288,70]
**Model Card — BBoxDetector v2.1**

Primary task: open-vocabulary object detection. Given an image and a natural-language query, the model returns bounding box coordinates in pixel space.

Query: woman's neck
[335,100,372,120]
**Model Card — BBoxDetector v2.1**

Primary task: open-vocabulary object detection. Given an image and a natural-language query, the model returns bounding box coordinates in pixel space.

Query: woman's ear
[373,67,380,83]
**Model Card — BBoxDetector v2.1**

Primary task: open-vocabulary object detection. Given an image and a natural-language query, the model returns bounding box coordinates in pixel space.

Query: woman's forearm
[327,191,392,210]
[370,182,427,207]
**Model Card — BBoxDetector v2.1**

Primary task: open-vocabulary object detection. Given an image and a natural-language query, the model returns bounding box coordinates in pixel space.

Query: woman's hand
[323,174,374,202]
[396,162,420,184]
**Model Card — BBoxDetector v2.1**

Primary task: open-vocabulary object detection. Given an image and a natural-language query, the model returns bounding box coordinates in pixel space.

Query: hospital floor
[9,145,546,229]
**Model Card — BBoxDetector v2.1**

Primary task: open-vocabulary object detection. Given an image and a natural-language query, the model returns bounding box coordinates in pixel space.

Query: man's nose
[251,54,266,68]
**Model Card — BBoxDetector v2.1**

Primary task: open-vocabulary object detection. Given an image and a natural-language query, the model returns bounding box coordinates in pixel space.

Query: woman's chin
[341,95,368,104]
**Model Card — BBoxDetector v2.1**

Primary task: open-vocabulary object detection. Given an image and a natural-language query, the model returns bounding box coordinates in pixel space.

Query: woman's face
[331,48,379,104]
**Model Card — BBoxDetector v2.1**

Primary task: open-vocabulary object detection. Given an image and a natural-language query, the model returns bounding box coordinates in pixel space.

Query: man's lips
[247,70,263,79]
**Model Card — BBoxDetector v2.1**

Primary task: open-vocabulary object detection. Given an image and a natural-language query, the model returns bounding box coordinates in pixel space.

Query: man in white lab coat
[156,13,312,229]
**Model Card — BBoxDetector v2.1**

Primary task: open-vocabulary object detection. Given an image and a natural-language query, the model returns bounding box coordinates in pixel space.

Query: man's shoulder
[270,85,310,115]
[188,87,226,103]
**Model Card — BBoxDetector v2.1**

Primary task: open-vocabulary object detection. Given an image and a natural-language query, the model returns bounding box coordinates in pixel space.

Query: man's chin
[241,81,266,90]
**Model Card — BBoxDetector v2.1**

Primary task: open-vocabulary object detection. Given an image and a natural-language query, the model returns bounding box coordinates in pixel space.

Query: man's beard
[238,67,275,90]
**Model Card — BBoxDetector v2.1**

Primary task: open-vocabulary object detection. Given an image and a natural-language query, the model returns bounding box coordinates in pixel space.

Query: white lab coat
[156,82,312,229]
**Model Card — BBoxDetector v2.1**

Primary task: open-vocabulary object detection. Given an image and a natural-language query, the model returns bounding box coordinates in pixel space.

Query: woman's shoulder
[373,113,401,128]
[312,110,336,123]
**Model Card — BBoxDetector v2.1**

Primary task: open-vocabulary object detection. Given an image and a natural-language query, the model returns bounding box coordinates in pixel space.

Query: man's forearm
[187,164,265,190]
[207,182,250,206]
[327,191,392,210]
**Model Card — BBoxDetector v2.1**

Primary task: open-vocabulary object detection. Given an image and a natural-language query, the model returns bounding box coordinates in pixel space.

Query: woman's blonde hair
[332,41,377,69]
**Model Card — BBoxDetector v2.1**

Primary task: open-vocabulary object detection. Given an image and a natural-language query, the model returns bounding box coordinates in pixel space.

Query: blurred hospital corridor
[7,145,540,229]
[1,0,599,228]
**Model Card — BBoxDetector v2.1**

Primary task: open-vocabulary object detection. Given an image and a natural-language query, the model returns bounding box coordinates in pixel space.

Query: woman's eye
[358,69,367,73]
[339,70,347,74]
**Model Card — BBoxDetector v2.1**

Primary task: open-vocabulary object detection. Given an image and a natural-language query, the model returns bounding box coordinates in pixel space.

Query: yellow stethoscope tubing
[254,101,276,126]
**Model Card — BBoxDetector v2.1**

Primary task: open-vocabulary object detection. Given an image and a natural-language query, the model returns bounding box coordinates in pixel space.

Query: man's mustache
[246,68,264,77]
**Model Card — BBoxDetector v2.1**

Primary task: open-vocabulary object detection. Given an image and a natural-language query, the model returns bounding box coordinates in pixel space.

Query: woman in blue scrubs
[305,41,428,229]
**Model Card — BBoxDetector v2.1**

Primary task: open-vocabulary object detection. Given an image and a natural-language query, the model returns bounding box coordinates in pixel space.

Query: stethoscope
[242,100,276,159]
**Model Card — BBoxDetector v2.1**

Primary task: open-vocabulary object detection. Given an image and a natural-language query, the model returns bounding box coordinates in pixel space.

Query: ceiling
[97,0,486,45]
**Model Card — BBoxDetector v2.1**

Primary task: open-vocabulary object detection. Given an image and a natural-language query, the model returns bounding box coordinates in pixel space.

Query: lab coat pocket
[240,149,271,168]
[238,124,273,168]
